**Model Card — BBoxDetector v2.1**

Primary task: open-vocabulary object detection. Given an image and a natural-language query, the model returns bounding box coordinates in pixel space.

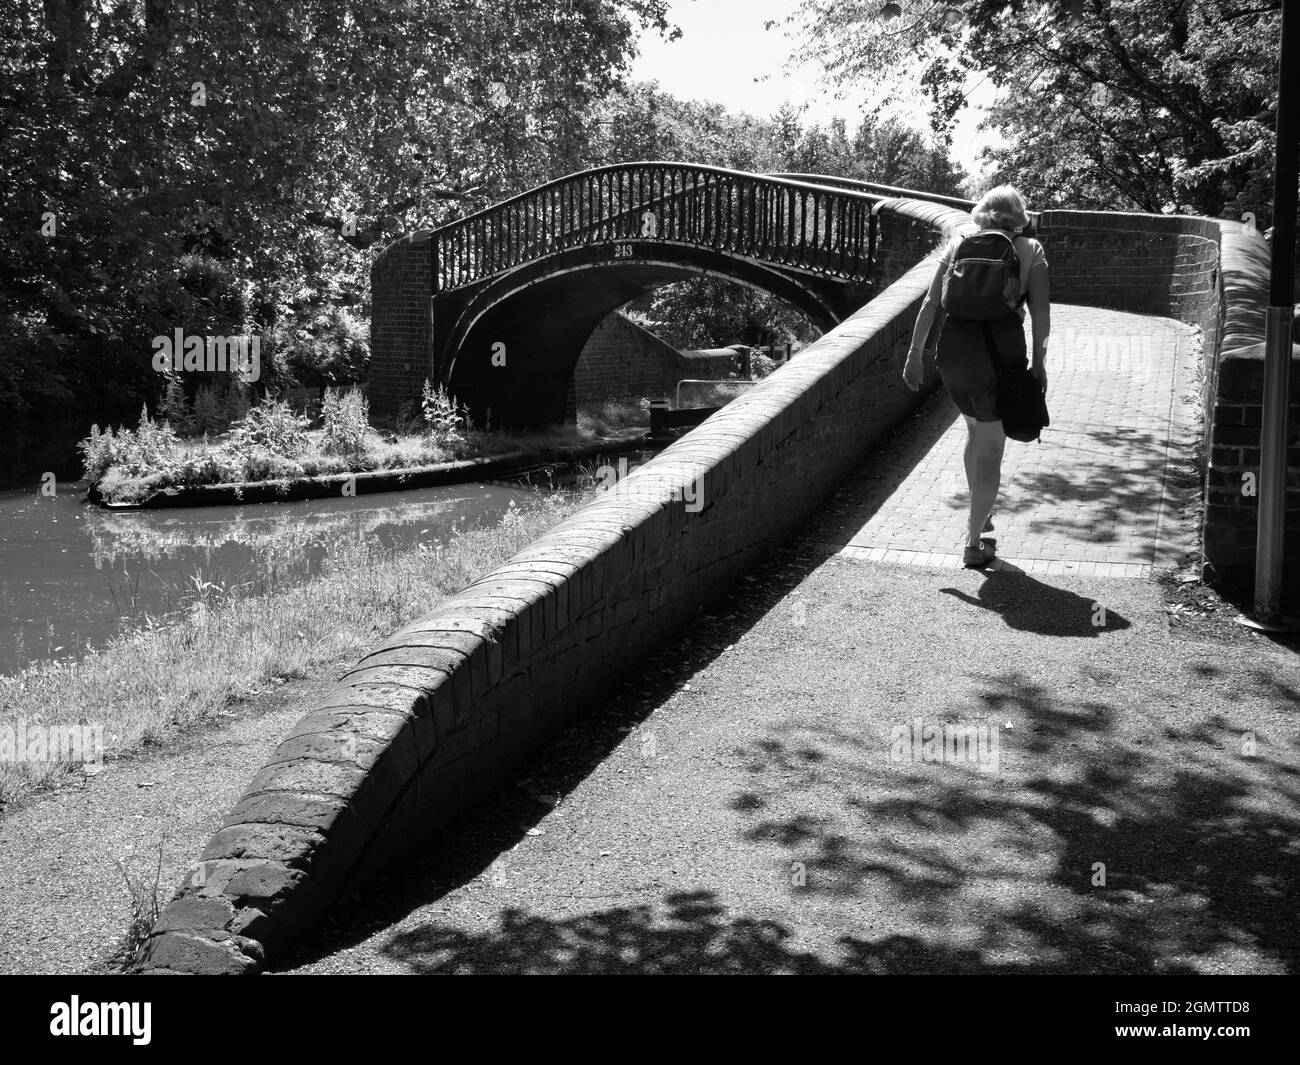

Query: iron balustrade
[429,162,888,295]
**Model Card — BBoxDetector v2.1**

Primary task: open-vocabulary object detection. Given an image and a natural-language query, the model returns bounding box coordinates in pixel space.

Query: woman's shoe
[963,539,997,568]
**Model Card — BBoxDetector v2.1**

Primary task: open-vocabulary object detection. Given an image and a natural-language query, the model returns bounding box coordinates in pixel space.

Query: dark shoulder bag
[979,321,1050,443]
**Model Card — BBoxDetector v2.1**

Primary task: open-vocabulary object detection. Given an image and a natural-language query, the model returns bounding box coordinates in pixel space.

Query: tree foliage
[605,84,967,349]
[2,0,984,440]
[1,0,672,423]
[588,83,966,194]
[794,0,1285,220]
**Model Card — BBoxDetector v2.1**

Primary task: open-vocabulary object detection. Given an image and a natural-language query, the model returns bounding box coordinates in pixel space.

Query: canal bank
[0,486,593,809]
[0,480,535,677]
[3,434,663,677]
[87,433,652,509]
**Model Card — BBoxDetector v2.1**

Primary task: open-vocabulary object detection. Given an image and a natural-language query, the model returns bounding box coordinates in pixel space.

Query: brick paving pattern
[804,305,1204,578]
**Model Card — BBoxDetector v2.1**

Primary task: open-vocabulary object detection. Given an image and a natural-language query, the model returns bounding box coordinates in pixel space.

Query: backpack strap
[1012,234,1033,308]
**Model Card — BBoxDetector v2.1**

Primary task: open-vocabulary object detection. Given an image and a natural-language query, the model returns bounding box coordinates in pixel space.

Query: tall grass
[105,843,165,971]
[0,489,589,807]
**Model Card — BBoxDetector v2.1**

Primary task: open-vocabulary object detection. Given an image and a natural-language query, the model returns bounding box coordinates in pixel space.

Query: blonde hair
[972,185,1030,233]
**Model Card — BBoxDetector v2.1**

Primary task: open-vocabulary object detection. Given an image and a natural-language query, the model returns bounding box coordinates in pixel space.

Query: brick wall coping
[873,197,975,238]
[1217,221,1272,355]
[1034,208,1222,240]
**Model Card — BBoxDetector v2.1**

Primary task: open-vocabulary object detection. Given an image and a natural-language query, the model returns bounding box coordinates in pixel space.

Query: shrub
[236,445,303,483]
[131,404,180,469]
[320,386,372,463]
[421,379,469,447]
[169,451,239,487]
[225,380,251,424]
[285,306,370,388]
[158,371,192,434]
[78,424,119,484]
[228,396,311,458]
[751,352,778,379]
[390,397,425,437]
[189,378,251,436]
[78,405,180,484]
[191,385,226,436]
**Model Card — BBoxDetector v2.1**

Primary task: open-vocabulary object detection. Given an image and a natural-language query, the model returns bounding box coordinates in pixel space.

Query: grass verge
[0,487,591,808]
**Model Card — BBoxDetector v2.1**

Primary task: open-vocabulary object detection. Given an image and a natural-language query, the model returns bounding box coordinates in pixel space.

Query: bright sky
[629,0,1002,185]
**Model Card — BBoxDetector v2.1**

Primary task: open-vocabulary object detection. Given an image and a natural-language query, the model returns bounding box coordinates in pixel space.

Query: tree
[587,83,779,170]
[844,113,968,194]
[627,277,821,352]
[793,0,1285,220]
[0,0,674,426]
[602,86,967,349]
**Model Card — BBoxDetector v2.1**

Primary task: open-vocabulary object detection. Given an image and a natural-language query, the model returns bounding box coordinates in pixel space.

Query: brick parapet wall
[1026,210,1300,595]
[1033,210,1223,351]
[137,215,968,974]
[871,198,964,290]
[1201,221,1300,592]
[369,233,433,418]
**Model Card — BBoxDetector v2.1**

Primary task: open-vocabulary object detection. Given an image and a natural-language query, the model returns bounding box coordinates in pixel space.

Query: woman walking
[902,185,1050,567]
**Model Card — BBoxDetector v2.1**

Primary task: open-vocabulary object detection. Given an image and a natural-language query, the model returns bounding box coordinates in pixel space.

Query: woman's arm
[903,243,953,389]
[1026,259,1050,369]
[909,249,949,354]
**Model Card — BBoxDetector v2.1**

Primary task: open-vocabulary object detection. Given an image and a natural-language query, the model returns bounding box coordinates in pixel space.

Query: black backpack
[941,231,1027,320]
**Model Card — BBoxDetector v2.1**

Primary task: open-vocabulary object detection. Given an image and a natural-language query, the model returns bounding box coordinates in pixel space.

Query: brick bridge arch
[441,247,851,427]
[369,163,972,428]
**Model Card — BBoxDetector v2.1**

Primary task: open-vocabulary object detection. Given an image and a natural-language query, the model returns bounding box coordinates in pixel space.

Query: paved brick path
[803,305,1204,578]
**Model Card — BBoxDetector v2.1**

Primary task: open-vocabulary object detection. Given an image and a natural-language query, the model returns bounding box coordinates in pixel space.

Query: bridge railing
[431,162,881,294]
[769,173,975,212]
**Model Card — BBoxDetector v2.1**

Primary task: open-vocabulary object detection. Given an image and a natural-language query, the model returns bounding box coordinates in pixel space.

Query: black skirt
[936,314,1028,422]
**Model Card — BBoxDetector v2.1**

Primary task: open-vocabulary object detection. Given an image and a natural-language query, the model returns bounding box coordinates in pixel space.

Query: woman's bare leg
[966,417,1006,547]
[962,414,977,500]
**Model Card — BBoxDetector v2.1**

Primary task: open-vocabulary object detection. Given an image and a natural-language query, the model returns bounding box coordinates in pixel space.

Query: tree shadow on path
[370,660,1298,974]
[729,668,1300,974]
[276,392,1294,975]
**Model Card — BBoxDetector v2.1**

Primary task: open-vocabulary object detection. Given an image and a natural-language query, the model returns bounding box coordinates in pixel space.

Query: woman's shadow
[939,563,1132,637]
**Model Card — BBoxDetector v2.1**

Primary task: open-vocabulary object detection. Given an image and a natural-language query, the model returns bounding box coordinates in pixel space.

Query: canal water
[0,481,536,677]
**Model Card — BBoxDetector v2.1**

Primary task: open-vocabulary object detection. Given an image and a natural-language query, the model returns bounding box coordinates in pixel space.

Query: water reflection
[83,493,513,566]
[0,482,535,676]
